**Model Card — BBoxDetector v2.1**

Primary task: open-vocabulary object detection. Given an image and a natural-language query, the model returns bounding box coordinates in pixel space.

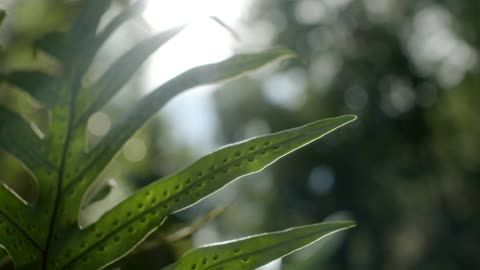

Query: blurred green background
[0,0,479,269]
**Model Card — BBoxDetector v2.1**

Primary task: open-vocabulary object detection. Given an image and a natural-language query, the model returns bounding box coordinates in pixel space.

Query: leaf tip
[324,114,357,131]
[341,114,358,122]
[272,47,297,60]
[322,220,356,234]
[338,220,357,229]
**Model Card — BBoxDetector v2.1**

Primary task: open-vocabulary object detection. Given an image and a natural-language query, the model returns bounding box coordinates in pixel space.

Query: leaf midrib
[43,82,79,270]
[58,136,284,268]
[58,124,340,269]
[62,51,296,197]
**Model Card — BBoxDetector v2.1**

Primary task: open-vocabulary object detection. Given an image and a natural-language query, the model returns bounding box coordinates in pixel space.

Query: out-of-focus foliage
[213,0,480,269]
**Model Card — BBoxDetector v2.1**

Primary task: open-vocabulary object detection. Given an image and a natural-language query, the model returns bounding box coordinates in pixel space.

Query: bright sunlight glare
[142,0,253,153]
[142,0,252,88]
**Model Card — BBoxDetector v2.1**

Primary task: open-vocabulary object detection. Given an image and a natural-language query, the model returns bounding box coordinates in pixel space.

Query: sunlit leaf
[164,221,355,270]
[0,1,356,269]
[57,49,295,232]
[75,25,185,125]
[52,115,355,270]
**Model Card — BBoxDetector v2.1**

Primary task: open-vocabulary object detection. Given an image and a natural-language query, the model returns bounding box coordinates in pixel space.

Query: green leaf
[93,0,147,52]
[0,107,55,175]
[53,49,295,237]
[0,3,356,269]
[0,184,43,269]
[66,0,111,55]
[72,0,147,90]
[164,221,355,270]
[0,183,47,247]
[0,213,43,270]
[0,108,55,246]
[34,32,67,63]
[52,115,355,270]
[60,0,112,75]
[0,9,6,25]
[75,25,185,126]
[34,1,111,68]
[62,48,296,212]
[0,108,60,243]
[0,72,59,108]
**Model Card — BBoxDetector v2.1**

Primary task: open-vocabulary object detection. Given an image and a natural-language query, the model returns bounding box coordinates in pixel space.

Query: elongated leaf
[0,183,46,247]
[0,193,43,269]
[75,25,185,125]
[49,49,296,264]
[51,115,355,270]
[164,221,355,270]
[0,107,59,223]
[53,49,295,234]
[0,72,59,108]
[0,9,6,25]
[0,108,55,245]
[92,0,147,54]
[66,0,111,55]
[0,107,55,174]
[34,32,67,63]
[60,0,112,75]
[73,0,147,93]
[62,48,295,213]
[34,0,142,72]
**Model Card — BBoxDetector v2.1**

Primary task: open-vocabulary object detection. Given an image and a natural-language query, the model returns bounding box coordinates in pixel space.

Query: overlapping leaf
[51,115,355,270]
[0,107,54,176]
[58,48,296,234]
[0,0,148,267]
[0,72,59,108]
[74,25,185,125]
[0,0,357,269]
[164,221,355,270]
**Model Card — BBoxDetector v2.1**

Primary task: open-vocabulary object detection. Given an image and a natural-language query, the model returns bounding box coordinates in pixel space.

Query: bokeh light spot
[87,112,111,137]
[262,68,307,111]
[123,138,147,163]
[308,165,335,195]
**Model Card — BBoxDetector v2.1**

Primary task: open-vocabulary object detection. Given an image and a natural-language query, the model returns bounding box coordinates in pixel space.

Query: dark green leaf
[164,221,355,270]
[0,184,43,269]
[52,115,355,270]
[0,107,55,175]
[0,9,6,25]
[34,32,67,63]
[54,49,295,236]
[0,183,47,247]
[67,0,112,52]
[63,48,295,210]
[62,0,112,75]
[0,72,59,108]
